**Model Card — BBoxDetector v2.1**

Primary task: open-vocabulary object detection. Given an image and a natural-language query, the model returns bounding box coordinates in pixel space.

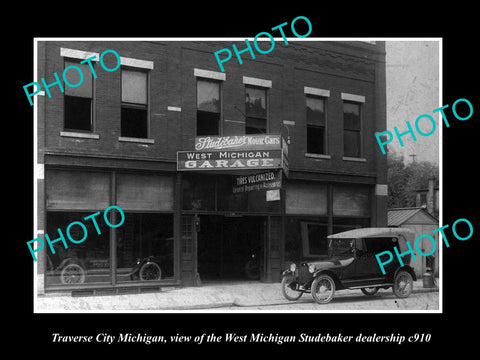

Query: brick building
[34,39,387,295]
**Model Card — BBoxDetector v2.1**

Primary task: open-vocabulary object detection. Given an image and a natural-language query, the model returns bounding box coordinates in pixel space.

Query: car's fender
[394,265,417,281]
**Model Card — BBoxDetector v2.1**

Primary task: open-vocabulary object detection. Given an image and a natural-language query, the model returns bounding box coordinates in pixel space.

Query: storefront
[177,134,287,285]
[42,135,374,292]
[44,167,177,293]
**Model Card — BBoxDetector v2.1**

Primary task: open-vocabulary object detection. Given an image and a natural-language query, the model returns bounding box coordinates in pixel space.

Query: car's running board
[347,283,393,290]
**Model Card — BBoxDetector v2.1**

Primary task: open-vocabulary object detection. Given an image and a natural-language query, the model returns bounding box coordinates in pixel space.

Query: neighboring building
[34,39,387,295]
[415,176,439,219]
[388,207,439,277]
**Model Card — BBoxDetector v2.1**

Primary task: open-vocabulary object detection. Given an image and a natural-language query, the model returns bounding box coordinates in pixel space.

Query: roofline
[388,206,439,224]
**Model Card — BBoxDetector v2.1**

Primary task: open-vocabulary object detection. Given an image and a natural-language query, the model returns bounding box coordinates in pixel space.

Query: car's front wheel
[281,274,303,301]
[393,270,413,298]
[311,274,335,304]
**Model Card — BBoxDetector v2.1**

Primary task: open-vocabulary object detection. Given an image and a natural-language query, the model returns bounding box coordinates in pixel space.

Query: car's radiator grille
[298,264,311,283]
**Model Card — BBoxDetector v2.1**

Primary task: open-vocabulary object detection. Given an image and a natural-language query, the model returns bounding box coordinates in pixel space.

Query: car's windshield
[329,238,354,257]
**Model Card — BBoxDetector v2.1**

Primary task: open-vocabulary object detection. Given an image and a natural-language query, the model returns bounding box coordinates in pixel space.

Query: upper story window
[196,78,221,136]
[121,68,148,138]
[243,76,271,135]
[64,60,94,132]
[306,95,327,154]
[194,68,225,137]
[245,86,267,134]
[342,93,365,158]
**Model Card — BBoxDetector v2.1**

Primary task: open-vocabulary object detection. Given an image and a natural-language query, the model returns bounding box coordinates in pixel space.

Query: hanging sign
[177,150,283,171]
[232,170,282,194]
[194,134,283,151]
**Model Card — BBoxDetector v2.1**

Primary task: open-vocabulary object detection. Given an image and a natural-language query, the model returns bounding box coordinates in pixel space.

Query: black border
[13,6,478,354]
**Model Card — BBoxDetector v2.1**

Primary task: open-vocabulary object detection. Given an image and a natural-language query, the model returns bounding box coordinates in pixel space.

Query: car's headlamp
[289,263,296,272]
[308,264,315,273]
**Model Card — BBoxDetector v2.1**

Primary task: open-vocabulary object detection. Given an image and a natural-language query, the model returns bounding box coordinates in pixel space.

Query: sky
[385,40,440,165]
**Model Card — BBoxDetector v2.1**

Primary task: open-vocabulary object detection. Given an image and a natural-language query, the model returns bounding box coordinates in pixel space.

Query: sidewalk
[34,279,439,312]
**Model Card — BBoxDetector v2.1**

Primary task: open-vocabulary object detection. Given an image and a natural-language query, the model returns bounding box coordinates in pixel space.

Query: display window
[116,213,174,282]
[45,212,111,286]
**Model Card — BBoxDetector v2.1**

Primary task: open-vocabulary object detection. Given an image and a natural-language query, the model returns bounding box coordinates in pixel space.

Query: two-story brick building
[34,39,387,295]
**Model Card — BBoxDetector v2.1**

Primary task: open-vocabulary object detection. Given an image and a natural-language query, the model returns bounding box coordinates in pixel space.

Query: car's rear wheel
[393,270,413,298]
[311,274,335,304]
[361,287,379,296]
[281,274,303,301]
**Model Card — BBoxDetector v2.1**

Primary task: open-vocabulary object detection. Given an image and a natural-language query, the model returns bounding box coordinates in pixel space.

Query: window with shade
[245,86,267,134]
[121,68,148,138]
[343,101,362,157]
[306,95,326,154]
[196,79,221,136]
[64,60,94,132]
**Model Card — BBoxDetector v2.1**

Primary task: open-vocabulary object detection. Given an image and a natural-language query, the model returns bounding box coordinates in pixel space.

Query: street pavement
[34,279,439,312]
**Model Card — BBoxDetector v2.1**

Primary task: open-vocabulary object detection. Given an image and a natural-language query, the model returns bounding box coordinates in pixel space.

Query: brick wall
[39,40,386,178]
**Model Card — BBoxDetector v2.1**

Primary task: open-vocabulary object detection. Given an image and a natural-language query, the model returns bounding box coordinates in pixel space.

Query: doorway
[197,215,265,281]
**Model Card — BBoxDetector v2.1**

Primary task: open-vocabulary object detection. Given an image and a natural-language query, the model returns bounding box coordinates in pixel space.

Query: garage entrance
[197,215,266,281]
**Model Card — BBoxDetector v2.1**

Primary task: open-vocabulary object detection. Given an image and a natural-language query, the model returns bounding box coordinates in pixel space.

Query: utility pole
[409,154,417,163]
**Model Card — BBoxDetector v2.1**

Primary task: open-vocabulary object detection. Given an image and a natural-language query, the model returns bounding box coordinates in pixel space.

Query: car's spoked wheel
[361,287,379,296]
[140,262,162,281]
[61,263,86,284]
[281,274,303,301]
[393,270,413,298]
[311,274,335,304]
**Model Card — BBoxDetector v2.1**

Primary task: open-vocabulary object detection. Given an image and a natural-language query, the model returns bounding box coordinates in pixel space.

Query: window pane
[286,183,328,215]
[333,185,370,217]
[122,69,147,104]
[307,224,328,255]
[344,130,361,157]
[46,169,110,210]
[117,213,174,282]
[197,79,220,113]
[344,101,361,131]
[307,125,325,154]
[46,212,111,287]
[245,86,266,118]
[64,96,92,131]
[64,62,92,98]
[121,107,148,138]
[197,111,220,136]
[246,117,266,134]
[116,173,174,211]
[306,96,325,126]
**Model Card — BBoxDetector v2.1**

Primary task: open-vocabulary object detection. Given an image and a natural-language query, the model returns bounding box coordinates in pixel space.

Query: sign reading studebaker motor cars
[178,134,289,175]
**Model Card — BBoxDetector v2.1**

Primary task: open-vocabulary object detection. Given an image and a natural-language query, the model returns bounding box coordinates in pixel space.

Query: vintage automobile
[281,227,417,304]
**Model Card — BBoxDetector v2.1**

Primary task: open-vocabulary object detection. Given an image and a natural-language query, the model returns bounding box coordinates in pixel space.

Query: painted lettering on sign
[233,170,282,193]
[195,135,282,151]
[177,150,283,171]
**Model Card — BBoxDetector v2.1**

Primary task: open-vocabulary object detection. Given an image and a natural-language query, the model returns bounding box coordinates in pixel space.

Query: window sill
[342,156,367,162]
[118,136,155,144]
[305,153,331,160]
[60,131,99,139]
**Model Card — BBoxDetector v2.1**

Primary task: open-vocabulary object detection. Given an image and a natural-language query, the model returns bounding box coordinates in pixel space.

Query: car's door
[354,237,390,284]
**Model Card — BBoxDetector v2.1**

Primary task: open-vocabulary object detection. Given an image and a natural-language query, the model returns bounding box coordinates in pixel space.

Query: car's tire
[139,262,162,281]
[61,263,86,284]
[281,274,303,301]
[393,270,413,298]
[311,274,335,304]
[361,287,379,296]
